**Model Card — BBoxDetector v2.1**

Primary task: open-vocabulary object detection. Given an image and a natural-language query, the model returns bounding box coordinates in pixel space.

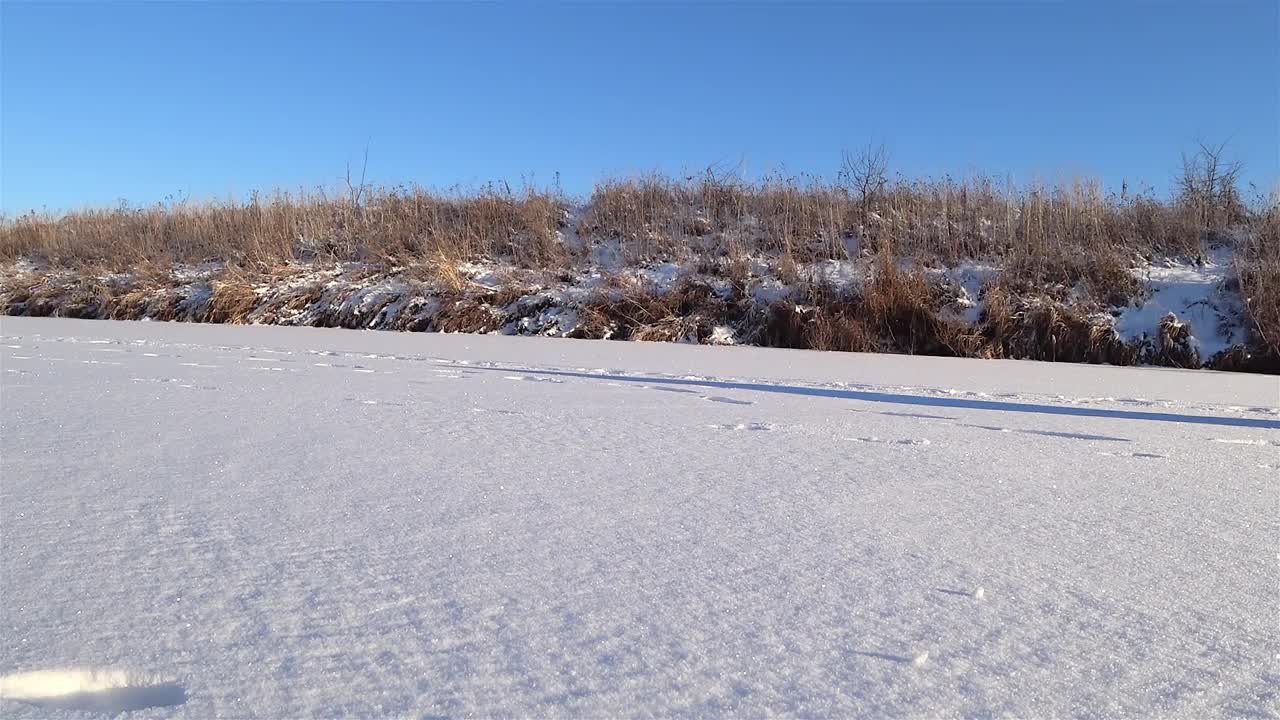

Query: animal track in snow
[1097,451,1167,459]
[851,436,931,445]
[0,669,187,714]
[502,375,564,384]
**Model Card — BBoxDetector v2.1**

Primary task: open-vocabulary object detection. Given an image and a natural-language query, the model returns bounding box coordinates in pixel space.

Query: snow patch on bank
[1114,248,1246,359]
[932,263,1000,324]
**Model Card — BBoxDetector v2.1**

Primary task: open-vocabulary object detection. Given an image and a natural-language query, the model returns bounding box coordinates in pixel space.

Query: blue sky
[2,1,1276,213]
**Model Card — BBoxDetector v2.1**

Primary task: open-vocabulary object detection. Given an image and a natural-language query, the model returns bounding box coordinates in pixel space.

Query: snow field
[1,317,1276,718]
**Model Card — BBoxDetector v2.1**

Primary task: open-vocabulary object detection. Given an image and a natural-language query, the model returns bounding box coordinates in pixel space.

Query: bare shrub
[838,143,889,225]
[1176,141,1248,232]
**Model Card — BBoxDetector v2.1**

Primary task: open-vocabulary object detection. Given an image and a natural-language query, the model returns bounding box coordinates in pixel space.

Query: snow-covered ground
[1,316,1276,718]
[1116,247,1248,359]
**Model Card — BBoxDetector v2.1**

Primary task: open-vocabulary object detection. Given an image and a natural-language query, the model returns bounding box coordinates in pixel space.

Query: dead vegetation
[1,146,1275,372]
[1235,207,1280,360]
[0,160,1218,294]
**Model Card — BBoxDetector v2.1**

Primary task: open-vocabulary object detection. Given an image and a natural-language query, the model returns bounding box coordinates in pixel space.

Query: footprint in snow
[851,436,931,445]
[849,650,931,666]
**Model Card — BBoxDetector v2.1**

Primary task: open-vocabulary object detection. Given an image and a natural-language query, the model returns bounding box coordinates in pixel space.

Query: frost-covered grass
[1,318,1276,718]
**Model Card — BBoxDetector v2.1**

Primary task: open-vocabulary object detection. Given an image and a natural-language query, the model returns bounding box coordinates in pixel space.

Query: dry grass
[0,172,1218,306]
[0,184,566,271]
[2,160,1276,372]
[1236,208,1280,357]
[574,172,1211,305]
[204,282,257,324]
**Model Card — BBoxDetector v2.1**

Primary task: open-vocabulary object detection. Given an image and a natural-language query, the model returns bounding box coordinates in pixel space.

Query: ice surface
[1,317,1277,718]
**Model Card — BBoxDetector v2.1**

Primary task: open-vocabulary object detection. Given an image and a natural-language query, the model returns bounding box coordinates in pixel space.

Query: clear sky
[2,1,1276,213]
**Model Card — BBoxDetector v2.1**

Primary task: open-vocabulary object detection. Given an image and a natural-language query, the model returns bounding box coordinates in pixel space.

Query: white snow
[802,259,863,291]
[1,317,1277,718]
[1116,248,1246,358]
[933,262,1000,325]
[0,670,185,715]
[707,325,737,346]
